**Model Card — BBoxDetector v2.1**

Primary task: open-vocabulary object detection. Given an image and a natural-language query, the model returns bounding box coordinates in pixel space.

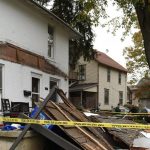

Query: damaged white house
[0,0,79,109]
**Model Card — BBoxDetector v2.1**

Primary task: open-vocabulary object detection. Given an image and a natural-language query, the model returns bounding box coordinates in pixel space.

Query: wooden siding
[77,57,98,83]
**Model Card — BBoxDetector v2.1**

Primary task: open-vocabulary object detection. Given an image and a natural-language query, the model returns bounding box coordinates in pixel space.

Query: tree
[123,30,149,84]
[135,77,150,99]
[34,0,51,6]
[34,0,150,68]
[34,0,107,68]
[52,0,106,68]
[112,0,150,67]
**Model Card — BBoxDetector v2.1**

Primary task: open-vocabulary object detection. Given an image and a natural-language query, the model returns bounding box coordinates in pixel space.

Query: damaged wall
[0,0,69,73]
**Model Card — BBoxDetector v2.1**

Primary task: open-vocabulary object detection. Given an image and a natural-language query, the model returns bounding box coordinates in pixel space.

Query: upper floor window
[48,25,54,59]
[107,68,111,82]
[104,88,109,105]
[118,72,121,84]
[79,65,86,81]
[119,91,123,105]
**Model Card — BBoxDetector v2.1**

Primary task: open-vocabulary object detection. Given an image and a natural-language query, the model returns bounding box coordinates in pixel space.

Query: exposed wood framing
[0,42,67,78]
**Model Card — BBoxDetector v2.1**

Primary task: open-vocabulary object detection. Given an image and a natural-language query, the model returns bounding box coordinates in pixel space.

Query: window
[32,77,40,107]
[119,91,123,105]
[118,72,121,84]
[107,68,111,82]
[50,77,59,102]
[78,65,86,80]
[0,66,2,99]
[48,25,54,58]
[104,88,109,105]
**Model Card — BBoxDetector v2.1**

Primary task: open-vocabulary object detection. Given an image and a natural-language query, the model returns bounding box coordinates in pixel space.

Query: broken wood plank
[50,101,108,150]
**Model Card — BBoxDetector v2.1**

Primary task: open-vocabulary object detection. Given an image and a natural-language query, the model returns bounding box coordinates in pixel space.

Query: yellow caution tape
[0,117,150,129]
[99,112,150,115]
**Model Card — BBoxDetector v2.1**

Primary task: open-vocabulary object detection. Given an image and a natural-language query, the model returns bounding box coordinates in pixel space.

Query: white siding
[98,65,127,110]
[0,60,67,109]
[0,0,69,73]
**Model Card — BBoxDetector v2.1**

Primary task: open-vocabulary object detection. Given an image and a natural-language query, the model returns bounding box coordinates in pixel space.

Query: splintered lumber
[19,113,81,150]
[51,101,108,150]
[43,89,114,150]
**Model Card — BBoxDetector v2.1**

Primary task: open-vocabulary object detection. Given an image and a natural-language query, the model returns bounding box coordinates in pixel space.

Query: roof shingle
[95,51,127,73]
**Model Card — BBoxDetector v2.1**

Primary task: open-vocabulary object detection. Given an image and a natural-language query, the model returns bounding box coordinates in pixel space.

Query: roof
[95,51,127,73]
[70,83,97,92]
[22,0,81,38]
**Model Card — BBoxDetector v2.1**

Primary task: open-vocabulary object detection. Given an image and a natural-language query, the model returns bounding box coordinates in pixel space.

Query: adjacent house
[0,0,80,109]
[129,77,150,108]
[69,51,128,110]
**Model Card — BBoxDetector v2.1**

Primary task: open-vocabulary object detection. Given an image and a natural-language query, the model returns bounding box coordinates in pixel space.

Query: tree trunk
[135,1,150,68]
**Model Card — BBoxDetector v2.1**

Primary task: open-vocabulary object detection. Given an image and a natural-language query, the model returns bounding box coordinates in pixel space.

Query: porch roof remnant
[69,83,98,92]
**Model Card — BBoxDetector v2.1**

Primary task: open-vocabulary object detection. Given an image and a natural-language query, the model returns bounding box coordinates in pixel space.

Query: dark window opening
[104,88,109,105]
[50,78,58,102]
[78,65,86,81]
[119,91,123,105]
[32,77,40,107]
[107,68,111,82]
[118,72,121,84]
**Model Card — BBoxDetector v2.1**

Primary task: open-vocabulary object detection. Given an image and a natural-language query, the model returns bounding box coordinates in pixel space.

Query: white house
[0,0,80,109]
[69,51,127,110]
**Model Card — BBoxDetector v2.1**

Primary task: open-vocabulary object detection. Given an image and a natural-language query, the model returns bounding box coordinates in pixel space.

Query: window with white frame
[48,25,54,59]
[78,65,86,81]
[32,77,40,107]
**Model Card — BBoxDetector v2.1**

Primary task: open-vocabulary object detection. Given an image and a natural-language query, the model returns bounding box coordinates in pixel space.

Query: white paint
[133,137,150,148]
[0,0,70,108]
[83,112,99,117]
[0,59,67,108]
[0,0,69,73]
[98,65,127,110]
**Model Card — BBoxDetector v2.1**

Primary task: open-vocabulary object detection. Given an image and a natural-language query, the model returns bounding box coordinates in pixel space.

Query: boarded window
[79,65,86,81]
[104,88,109,105]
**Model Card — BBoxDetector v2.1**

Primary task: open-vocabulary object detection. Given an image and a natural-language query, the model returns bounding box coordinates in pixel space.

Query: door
[50,77,59,102]
[32,77,40,107]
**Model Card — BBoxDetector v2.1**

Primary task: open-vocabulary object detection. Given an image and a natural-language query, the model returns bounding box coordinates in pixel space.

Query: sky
[93,3,134,68]
[93,26,133,68]
[47,1,134,68]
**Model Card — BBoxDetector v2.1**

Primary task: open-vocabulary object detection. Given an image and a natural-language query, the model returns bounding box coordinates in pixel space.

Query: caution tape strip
[99,112,150,115]
[0,117,150,129]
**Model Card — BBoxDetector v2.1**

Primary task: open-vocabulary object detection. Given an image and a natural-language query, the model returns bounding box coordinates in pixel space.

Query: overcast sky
[93,3,134,68]
[93,26,133,68]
